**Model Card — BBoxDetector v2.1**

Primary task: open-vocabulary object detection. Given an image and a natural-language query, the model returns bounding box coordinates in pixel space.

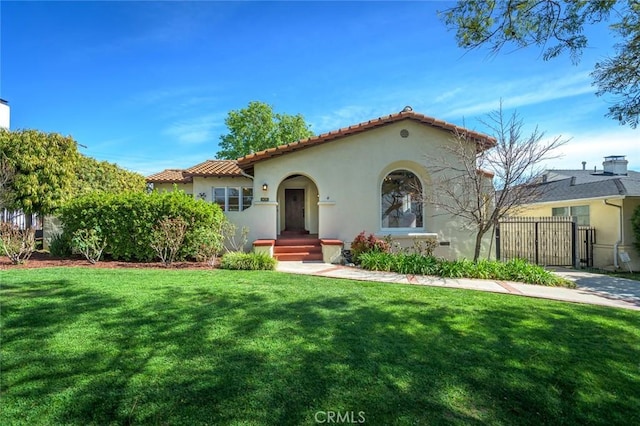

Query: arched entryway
[277,174,319,235]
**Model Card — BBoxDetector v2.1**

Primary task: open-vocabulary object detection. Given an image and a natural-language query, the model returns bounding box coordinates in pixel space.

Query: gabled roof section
[146,160,245,183]
[527,168,640,203]
[236,109,496,168]
[184,160,245,177]
[146,169,192,183]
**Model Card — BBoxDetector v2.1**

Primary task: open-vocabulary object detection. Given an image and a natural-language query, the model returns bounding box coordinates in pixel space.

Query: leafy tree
[216,101,313,159]
[73,155,146,196]
[425,104,567,261]
[592,4,640,127]
[0,128,80,215]
[0,151,15,210]
[441,0,640,127]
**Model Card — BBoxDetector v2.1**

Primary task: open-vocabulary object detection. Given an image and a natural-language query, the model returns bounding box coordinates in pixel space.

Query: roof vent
[602,155,628,175]
[401,106,413,113]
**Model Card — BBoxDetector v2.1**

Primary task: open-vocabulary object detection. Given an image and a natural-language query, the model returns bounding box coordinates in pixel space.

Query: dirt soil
[1,251,217,270]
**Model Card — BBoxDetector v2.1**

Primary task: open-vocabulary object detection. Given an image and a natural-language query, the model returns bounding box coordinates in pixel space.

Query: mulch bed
[1,251,216,270]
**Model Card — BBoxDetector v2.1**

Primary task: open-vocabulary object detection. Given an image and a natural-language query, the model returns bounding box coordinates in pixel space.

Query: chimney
[581,161,586,170]
[602,155,628,175]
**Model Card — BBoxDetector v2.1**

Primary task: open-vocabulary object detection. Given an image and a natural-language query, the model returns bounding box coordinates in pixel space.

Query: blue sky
[1,1,637,176]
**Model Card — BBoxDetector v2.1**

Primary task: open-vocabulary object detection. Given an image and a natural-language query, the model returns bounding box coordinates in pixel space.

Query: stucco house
[512,155,640,271]
[147,108,496,262]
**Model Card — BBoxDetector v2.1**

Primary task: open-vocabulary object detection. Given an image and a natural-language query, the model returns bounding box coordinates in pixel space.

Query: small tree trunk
[473,230,486,263]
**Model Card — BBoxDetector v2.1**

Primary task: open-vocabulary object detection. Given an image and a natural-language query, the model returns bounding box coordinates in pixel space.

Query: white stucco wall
[276,175,319,234]
[153,177,262,249]
[191,176,252,201]
[192,176,260,250]
[251,120,491,260]
[153,182,194,195]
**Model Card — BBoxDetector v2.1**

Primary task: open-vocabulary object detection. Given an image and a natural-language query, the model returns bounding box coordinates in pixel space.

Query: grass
[1,268,639,425]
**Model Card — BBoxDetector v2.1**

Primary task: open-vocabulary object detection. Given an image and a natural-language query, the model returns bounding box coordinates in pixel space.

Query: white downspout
[603,199,623,268]
[240,170,254,181]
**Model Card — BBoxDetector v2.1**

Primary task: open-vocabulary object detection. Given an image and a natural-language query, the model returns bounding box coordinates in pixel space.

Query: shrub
[190,224,225,267]
[59,190,224,262]
[396,253,439,275]
[358,251,572,287]
[501,258,571,286]
[221,222,249,253]
[48,232,73,257]
[350,231,391,263]
[404,237,439,257]
[71,227,107,264]
[150,217,188,266]
[0,222,35,264]
[220,252,277,270]
[436,258,476,278]
[471,259,505,279]
[358,251,395,272]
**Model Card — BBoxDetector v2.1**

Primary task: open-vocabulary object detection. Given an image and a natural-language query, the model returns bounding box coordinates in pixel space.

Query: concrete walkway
[276,262,640,311]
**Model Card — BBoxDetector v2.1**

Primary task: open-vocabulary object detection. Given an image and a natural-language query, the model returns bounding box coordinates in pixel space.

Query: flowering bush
[350,231,391,263]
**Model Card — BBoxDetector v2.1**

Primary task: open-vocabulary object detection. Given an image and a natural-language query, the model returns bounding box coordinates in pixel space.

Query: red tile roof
[146,160,245,183]
[184,160,245,177]
[237,109,496,167]
[146,169,192,183]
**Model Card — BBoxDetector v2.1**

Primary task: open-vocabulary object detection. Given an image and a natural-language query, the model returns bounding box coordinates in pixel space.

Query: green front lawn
[2,268,639,425]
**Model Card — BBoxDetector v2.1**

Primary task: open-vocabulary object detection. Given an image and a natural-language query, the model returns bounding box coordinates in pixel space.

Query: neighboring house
[513,155,640,270]
[147,108,496,262]
[0,99,9,130]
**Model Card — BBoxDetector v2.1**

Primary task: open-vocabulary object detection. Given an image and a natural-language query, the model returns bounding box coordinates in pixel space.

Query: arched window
[381,169,423,229]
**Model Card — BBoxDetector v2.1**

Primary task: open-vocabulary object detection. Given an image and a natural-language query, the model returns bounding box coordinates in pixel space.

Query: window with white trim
[381,169,423,229]
[213,187,253,211]
[552,205,590,226]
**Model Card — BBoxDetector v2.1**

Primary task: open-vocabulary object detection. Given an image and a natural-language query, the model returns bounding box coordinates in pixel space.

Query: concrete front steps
[274,234,323,261]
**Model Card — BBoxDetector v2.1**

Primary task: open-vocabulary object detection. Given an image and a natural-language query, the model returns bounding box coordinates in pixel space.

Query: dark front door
[285,189,305,231]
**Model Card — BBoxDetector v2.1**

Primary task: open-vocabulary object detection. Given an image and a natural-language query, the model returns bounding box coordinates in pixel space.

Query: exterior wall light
[262,183,268,191]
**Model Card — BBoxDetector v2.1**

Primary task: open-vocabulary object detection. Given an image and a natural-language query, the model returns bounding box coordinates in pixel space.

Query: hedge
[58,190,225,261]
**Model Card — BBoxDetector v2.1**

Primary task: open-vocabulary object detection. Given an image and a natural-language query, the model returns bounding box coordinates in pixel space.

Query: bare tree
[425,104,567,261]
